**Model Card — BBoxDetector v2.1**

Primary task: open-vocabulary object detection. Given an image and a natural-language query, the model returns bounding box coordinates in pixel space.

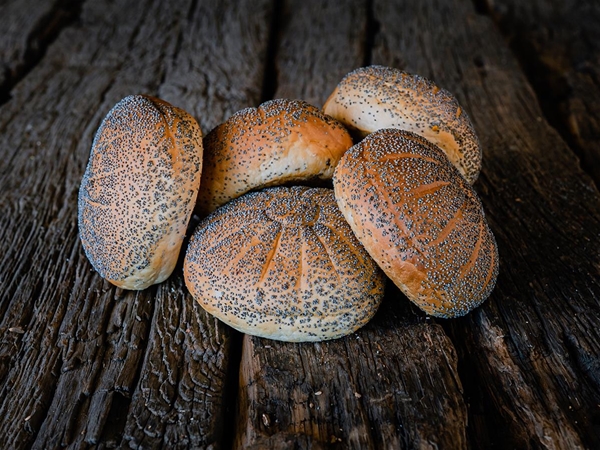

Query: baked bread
[195,98,353,216]
[78,95,203,290]
[333,129,498,318]
[324,65,482,184]
[184,186,385,342]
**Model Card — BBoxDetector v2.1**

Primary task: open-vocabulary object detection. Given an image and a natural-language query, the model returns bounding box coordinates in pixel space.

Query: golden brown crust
[323,65,482,184]
[184,186,385,342]
[195,98,353,216]
[333,129,498,318]
[78,95,203,290]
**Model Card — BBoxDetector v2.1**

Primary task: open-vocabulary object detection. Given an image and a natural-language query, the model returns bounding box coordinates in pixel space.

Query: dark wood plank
[0,0,272,448]
[0,0,79,96]
[121,1,274,448]
[119,279,235,449]
[235,1,468,448]
[273,0,369,106]
[482,0,600,188]
[2,0,599,448]
[371,0,600,447]
[237,300,467,449]
[157,0,274,133]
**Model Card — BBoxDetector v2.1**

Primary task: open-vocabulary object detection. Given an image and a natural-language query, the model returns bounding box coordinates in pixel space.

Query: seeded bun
[324,65,482,184]
[333,129,498,318]
[184,186,385,342]
[195,99,353,216]
[78,95,203,290]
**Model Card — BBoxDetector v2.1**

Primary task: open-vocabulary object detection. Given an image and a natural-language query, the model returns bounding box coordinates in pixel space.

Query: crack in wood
[0,0,84,107]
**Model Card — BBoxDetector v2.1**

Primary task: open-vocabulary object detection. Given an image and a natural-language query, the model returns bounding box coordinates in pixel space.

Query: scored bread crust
[78,95,203,290]
[184,186,385,342]
[333,129,498,318]
[323,65,482,184]
[195,98,353,216]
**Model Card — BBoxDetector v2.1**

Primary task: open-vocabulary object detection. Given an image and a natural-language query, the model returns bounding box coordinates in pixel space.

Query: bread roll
[195,98,353,216]
[78,95,203,290]
[333,129,498,318]
[184,186,385,342]
[324,65,482,184]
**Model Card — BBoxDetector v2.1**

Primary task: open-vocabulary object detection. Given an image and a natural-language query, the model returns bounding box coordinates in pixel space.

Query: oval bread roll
[333,129,498,318]
[324,65,482,184]
[184,186,385,342]
[195,98,353,216]
[78,95,203,290]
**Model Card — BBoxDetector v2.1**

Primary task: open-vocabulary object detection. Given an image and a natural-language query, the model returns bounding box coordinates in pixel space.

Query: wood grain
[157,0,274,133]
[273,0,369,106]
[371,0,600,447]
[0,0,272,448]
[234,1,468,448]
[237,298,467,449]
[0,0,80,97]
[1,0,599,447]
[482,0,600,188]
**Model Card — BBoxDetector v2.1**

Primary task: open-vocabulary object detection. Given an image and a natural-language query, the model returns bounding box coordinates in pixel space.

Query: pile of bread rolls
[79,65,499,342]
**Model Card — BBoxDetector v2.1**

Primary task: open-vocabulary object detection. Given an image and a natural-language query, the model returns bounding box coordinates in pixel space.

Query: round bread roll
[184,186,385,342]
[323,65,482,184]
[195,98,353,216]
[333,129,498,318]
[78,94,203,290]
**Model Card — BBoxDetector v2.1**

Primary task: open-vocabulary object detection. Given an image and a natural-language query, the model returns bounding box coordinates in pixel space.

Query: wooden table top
[1,0,599,448]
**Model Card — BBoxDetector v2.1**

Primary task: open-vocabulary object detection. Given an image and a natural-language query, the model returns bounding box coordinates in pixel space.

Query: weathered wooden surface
[0,0,271,448]
[1,0,600,448]
[370,0,600,448]
[482,0,600,188]
[0,0,80,97]
[237,2,467,449]
[238,300,466,449]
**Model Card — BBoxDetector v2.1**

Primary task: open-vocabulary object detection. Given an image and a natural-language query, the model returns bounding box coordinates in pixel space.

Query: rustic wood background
[1,0,599,448]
